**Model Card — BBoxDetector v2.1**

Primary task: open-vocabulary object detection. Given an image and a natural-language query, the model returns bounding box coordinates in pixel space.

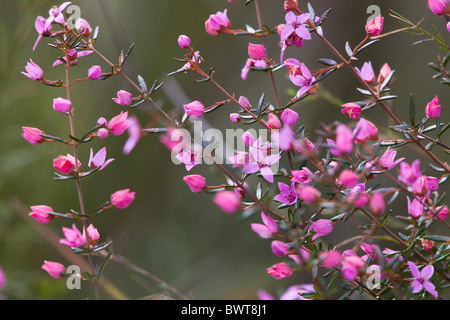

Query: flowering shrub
[10,0,449,300]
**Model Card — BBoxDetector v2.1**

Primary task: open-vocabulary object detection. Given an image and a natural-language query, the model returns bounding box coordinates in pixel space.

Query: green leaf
[422,235,450,242]
[318,58,338,66]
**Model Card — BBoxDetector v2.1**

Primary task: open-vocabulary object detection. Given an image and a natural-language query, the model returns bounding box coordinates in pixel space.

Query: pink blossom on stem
[407,261,438,299]
[242,147,280,184]
[205,9,231,36]
[213,190,241,213]
[111,189,135,209]
[341,252,365,281]
[184,100,205,118]
[251,212,278,239]
[274,182,298,206]
[296,185,321,204]
[338,169,359,189]
[108,111,129,135]
[123,116,141,155]
[330,124,354,156]
[365,15,384,36]
[340,102,361,119]
[318,250,342,268]
[425,95,441,119]
[291,167,313,185]
[280,108,299,126]
[52,48,93,67]
[75,18,92,37]
[29,205,55,224]
[407,196,424,219]
[289,62,315,98]
[379,147,404,170]
[88,65,102,80]
[420,238,435,251]
[353,118,379,143]
[88,147,114,171]
[59,224,84,248]
[241,58,268,80]
[230,113,240,123]
[83,224,100,246]
[267,113,281,129]
[22,126,46,145]
[267,262,293,279]
[248,43,266,60]
[271,240,289,257]
[176,149,202,171]
[183,175,207,193]
[44,2,72,30]
[97,128,109,139]
[42,260,66,279]
[309,219,333,241]
[429,205,449,220]
[377,63,392,84]
[53,154,80,175]
[178,35,191,49]
[355,61,375,84]
[347,183,370,208]
[280,12,311,43]
[52,97,72,114]
[33,16,52,51]
[370,192,385,215]
[22,59,44,81]
[398,160,421,186]
[112,90,133,106]
[428,0,450,16]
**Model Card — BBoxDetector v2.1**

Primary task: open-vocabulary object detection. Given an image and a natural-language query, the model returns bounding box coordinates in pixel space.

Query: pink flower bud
[205,9,231,36]
[84,224,100,246]
[355,61,375,84]
[97,117,108,127]
[111,189,135,209]
[251,212,278,238]
[271,240,289,257]
[267,113,281,129]
[428,0,450,16]
[75,18,92,37]
[310,219,333,241]
[248,43,266,60]
[0,267,6,290]
[407,196,424,219]
[230,113,240,123]
[429,205,449,220]
[296,185,321,204]
[97,128,109,139]
[53,154,80,175]
[59,224,84,248]
[22,126,46,145]
[291,167,313,185]
[377,63,392,84]
[183,175,207,193]
[267,262,293,279]
[347,184,369,208]
[178,35,191,49]
[334,124,354,155]
[88,65,102,80]
[284,0,298,11]
[213,190,241,213]
[280,108,299,126]
[53,97,72,114]
[370,192,385,215]
[112,90,133,106]
[365,15,384,36]
[341,255,364,281]
[42,261,66,279]
[184,100,205,118]
[108,111,129,135]
[398,160,421,186]
[241,131,255,147]
[425,95,441,119]
[379,147,404,170]
[29,205,55,224]
[338,169,359,188]
[340,102,361,119]
[22,59,44,81]
[238,96,251,109]
[353,118,379,143]
[420,238,435,251]
[319,250,342,268]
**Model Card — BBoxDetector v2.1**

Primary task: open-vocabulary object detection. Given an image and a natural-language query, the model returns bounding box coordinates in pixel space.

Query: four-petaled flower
[242,144,281,183]
[288,62,315,98]
[407,261,438,299]
[274,182,298,205]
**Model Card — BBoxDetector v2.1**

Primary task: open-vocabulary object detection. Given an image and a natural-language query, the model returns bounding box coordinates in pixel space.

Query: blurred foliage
[0,0,448,300]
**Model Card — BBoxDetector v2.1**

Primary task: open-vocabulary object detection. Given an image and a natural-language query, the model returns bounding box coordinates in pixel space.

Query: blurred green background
[0,0,448,300]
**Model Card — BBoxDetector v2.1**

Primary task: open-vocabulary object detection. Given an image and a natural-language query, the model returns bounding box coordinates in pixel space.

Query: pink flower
[274,182,298,206]
[251,211,278,238]
[271,240,289,257]
[184,100,205,118]
[309,219,333,241]
[370,192,385,215]
[44,2,72,30]
[22,59,44,81]
[379,147,404,170]
[291,167,313,185]
[319,250,342,268]
[280,284,316,300]
[22,126,46,145]
[97,128,109,139]
[123,116,141,155]
[347,184,370,208]
[420,238,435,251]
[241,58,268,80]
[205,9,231,36]
[230,113,240,123]
[108,111,129,135]
[242,147,281,183]
[111,189,135,209]
[289,62,315,98]
[428,0,450,16]
[112,90,133,106]
[248,43,266,60]
[398,160,421,186]
[53,97,72,114]
[296,185,321,204]
[338,169,359,189]
[213,191,241,213]
[183,175,207,193]
[407,196,424,219]
[83,224,100,246]
[53,154,80,175]
[333,124,354,156]
[341,253,365,281]
[0,267,6,290]
[280,108,299,126]
[341,102,361,119]
[407,261,438,299]
[353,118,379,143]
[280,12,311,42]
[75,18,92,37]
[178,35,191,48]
[29,205,55,224]
[377,63,392,84]
[429,205,449,220]
[176,149,202,171]
[88,147,114,171]
[42,260,66,279]
[267,113,281,129]
[52,48,93,67]
[355,61,375,84]
[33,16,52,51]
[88,65,102,80]
[365,15,384,36]
[267,262,293,279]
[59,224,84,248]
[425,95,441,119]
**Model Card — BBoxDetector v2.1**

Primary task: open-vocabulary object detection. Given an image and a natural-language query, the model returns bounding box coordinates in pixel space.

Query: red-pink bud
[338,169,359,188]
[112,90,133,106]
[108,111,129,135]
[53,154,80,175]
[370,192,385,215]
[267,262,293,279]
[353,118,378,144]
[178,35,191,49]
[183,175,207,193]
[59,224,84,248]
[75,18,92,37]
[425,95,441,119]
[53,97,72,114]
[296,185,321,204]
[428,0,450,16]
[340,102,361,119]
[22,59,44,81]
[267,113,281,129]
[22,126,46,145]
[84,224,100,246]
[29,205,55,224]
[271,240,289,257]
[319,250,342,268]
[88,65,102,80]
[365,15,384,36]
[97,128,109,139]
[248,43,266,60]
[213,190,240,213]
[205,9,231,36]
[310,219,334,241]
[229,113,240,123]
[111,189,135,209]
[377,63,392,84]
[184,100,205,118]
[280,108,299,126]
[42,260,66,279]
